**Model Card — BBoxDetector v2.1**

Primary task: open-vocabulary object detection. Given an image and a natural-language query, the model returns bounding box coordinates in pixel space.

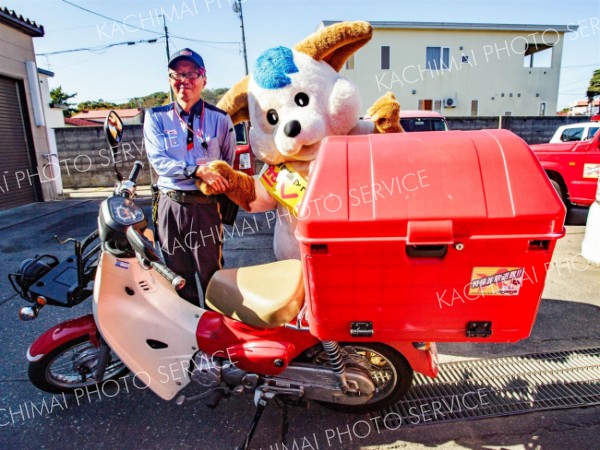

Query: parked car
[549,121,600,143]
[400,110,448,132]
[232,122,255,175]
[530,127,600,207]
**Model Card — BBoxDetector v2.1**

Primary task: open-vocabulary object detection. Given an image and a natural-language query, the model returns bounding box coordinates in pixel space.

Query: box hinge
[466,321,492,338]
[350,322,373,337]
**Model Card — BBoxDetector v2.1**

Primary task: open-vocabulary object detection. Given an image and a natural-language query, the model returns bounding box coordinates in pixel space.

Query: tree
[71,87,231,114]
[50,86,77,117]
[76,99,118,112]
[586,69,600,114]
[201,88,229,105]
[119,92,169,109]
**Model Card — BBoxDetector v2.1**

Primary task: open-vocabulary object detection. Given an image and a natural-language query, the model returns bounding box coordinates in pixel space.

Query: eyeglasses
[168,71,205,81]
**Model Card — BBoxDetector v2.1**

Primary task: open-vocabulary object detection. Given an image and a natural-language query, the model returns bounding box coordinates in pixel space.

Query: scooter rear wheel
[28,335,128,394]
[313,343,413,414]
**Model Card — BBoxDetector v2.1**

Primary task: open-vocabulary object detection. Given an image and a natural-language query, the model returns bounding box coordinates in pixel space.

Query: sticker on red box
[469,267,525,296]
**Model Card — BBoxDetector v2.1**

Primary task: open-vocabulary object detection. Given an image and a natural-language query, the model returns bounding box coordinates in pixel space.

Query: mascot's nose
[284,120,301,138]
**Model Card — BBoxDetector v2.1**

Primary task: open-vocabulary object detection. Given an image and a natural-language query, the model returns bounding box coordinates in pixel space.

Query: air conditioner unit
[444,97,457,108]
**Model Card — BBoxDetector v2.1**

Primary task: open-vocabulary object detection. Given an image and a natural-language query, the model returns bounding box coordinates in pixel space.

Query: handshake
[196,161,256,211]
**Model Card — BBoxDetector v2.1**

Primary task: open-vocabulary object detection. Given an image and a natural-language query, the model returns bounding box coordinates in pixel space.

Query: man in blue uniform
[144,48,236,304]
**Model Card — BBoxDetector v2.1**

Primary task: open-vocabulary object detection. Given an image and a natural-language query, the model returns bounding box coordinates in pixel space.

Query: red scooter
[11,112,565,450]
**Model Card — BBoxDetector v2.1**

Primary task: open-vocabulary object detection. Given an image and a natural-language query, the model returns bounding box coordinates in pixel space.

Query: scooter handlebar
[150,261,186,291]
[128,161,144,184]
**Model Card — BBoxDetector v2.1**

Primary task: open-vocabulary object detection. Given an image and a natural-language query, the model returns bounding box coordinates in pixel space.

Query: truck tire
[550,179,568,207]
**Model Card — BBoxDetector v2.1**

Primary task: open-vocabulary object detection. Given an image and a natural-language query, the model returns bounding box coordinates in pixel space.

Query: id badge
[196,157,209,167]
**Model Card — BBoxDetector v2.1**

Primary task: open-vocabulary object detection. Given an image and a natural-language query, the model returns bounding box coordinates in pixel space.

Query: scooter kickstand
[236,391,274,450]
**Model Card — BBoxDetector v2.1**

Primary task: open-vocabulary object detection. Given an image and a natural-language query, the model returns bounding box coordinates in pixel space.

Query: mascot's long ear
[216,76,250,125]
[294,21,372,72]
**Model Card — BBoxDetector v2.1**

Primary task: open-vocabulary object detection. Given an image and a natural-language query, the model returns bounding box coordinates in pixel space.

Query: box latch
[350,322,373,337]
[466,321,492,338]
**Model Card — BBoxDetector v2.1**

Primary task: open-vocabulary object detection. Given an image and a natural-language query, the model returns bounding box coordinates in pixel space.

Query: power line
[61,0,239,46]
[562,63,600,69]
[36,37,162,56]
[560,77,592,88]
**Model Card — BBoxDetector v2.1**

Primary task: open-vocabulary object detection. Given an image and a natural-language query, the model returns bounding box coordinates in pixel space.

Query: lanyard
[174,101,207,152]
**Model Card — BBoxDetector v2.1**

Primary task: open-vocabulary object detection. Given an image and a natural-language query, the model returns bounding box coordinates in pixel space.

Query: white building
[565,99,600,116]
[324,21,575,117]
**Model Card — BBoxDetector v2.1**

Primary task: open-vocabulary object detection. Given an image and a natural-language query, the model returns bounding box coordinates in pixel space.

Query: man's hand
[196,161,256,210]
[195,164,230,193]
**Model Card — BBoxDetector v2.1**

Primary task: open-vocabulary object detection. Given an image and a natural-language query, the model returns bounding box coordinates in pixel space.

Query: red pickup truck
[530,130,600,207]
[233,122,255,176]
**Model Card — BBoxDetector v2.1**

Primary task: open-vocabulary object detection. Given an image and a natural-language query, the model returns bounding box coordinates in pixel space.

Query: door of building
[0,75,40,210]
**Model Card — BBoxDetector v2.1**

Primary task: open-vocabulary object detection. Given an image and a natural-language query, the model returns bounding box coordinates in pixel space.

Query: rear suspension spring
[322,341,350,392]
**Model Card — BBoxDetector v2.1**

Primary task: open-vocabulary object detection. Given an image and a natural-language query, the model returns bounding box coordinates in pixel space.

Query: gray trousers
[157,195,223,305]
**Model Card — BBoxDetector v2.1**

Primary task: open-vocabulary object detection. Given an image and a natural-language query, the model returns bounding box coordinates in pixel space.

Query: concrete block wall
[54,116,596,188]
[54,125,154,188]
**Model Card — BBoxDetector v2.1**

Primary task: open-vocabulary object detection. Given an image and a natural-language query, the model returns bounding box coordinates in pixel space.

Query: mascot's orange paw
[367,92,403,134]
[196,161,256,210]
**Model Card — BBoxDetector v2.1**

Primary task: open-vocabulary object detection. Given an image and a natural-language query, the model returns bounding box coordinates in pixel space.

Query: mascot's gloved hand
[368,92,404,134]
[196,161,256,211]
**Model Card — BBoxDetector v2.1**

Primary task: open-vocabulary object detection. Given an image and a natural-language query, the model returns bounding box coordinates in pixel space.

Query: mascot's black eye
[295,92,309,107]
[267,109,279,125]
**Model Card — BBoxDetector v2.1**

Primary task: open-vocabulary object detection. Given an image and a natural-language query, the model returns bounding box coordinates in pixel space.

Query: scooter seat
[205,260,305,328]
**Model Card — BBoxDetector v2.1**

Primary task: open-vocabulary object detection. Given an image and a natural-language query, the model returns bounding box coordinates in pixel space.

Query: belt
[162,190,216,204]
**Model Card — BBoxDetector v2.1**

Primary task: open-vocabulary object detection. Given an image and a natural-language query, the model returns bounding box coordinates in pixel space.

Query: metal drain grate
[379,347,600,426]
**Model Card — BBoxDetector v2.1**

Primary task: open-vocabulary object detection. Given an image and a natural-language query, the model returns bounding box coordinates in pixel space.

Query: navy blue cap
[168,48,205,70]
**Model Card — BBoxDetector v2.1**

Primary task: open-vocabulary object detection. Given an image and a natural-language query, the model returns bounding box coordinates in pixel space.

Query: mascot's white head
[216,21,374,165]
[247,46,361,164]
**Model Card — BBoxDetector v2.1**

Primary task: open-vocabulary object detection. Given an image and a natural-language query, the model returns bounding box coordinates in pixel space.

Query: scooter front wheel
[313,343,413,414]
[28,336,128,394]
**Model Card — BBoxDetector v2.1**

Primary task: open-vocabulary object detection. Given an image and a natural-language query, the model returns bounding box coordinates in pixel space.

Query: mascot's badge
[259,163,307,215]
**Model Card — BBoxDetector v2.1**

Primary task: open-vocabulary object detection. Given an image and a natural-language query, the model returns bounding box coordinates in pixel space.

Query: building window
[461,55,470,64]
[426,47,450,70]
[345,54,355,70]
[539,102,547,116]
[381,46,390,70]
[418,99,433,110]
[418,99,443,112]
[471,100,478,117]
[504,111,512,116]
[524,44,553,68]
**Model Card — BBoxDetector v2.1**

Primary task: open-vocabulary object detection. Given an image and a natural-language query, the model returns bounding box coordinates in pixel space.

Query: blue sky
[3,0,599,110]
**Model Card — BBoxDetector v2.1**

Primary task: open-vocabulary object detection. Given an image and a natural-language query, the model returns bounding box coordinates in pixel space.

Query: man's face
[168,60,206,105]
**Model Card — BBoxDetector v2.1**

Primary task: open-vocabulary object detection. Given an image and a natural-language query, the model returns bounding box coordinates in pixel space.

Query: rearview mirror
[104,110,124,150]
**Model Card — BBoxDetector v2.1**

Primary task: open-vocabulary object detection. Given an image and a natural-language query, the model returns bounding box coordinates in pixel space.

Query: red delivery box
[296,130,566,343]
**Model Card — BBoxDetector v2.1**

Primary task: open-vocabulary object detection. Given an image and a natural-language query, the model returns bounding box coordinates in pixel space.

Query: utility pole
[162,15,173,102]
[232,0,249,76]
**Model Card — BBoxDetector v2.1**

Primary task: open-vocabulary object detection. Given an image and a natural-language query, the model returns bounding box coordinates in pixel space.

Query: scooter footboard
[27,314,98,362]
[94,252,203,401]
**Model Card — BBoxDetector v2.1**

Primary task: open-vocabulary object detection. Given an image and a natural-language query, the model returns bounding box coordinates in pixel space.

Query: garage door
[0,75,39,210]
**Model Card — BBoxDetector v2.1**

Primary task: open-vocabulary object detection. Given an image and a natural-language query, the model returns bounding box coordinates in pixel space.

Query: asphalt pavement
[0,196,598,450]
